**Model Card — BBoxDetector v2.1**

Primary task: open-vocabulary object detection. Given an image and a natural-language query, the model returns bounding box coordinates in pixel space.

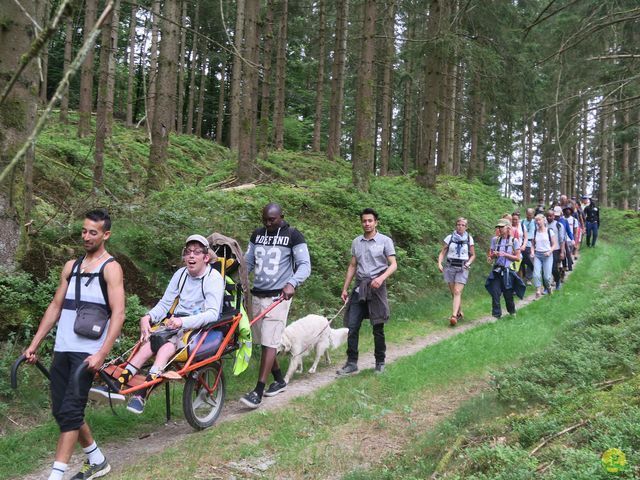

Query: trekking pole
[249,296,285,327]
[10,354,50,389]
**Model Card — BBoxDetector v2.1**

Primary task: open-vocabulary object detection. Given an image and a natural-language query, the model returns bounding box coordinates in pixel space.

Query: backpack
[447,231,470,250]
[532,227,552,249]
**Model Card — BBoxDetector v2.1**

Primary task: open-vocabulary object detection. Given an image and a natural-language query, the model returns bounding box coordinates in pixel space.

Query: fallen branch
[0,1,115,186]
[529,420,588,456]
[6,416,20,427]
[222,183,257,192]
[536,460,555,474]
[594,377,629,390]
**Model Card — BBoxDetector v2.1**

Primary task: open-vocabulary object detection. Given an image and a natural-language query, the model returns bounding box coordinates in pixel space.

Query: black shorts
[50,351,94,432]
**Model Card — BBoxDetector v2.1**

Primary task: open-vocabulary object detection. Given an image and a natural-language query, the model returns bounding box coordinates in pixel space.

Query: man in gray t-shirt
[338,208,397,375]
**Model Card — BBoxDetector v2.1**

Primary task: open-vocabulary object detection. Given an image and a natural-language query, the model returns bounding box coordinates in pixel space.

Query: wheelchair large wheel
[182,362,225,430]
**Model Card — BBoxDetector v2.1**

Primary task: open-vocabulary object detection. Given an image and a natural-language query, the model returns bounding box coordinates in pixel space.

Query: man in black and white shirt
[240,203,311,408]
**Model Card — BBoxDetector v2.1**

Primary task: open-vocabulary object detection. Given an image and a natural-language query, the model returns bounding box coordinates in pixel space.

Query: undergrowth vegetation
[348,217,640,479]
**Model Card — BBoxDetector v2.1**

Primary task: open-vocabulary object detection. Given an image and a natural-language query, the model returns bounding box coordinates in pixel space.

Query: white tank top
[54,257,113,353]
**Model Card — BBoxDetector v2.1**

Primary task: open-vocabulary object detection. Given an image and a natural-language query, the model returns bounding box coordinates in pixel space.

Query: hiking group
[23,195,597,479]
[439,194,599,324]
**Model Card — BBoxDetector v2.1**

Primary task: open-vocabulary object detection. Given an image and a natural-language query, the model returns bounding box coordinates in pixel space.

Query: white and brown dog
[279,314,349,383]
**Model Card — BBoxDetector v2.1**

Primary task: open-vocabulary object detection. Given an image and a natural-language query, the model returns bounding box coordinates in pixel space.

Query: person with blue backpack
[438,217,476,326]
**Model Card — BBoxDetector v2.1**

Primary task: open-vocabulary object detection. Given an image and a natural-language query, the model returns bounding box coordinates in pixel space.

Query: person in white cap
[89,234,224,414]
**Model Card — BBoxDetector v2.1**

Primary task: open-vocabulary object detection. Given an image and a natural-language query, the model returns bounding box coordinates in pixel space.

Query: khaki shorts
[251,296,292,348]
[443,264,469,285]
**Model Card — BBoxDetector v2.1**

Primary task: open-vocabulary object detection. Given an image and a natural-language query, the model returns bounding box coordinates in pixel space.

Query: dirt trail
[20,279,553,479]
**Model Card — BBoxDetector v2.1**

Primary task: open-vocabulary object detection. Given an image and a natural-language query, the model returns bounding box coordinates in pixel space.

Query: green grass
[342,241,640,479]
[102,240,625,478]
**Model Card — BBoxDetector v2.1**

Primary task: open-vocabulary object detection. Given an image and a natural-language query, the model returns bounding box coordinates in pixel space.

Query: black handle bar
[72,362,91,397]
[11,354,51,389]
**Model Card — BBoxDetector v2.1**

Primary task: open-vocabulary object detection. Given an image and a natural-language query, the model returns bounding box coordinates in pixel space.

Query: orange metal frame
[99,296,283,397]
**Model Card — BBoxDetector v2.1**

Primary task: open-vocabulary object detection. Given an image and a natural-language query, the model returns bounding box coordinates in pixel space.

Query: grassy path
[8,243,619,479]
[105,244,621,479]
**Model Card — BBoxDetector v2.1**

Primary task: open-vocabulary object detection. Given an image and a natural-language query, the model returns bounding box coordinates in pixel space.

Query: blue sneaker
[126,395,145,415]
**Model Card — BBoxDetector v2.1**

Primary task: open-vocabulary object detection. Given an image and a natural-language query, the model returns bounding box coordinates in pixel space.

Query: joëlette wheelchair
[12,236,282,431]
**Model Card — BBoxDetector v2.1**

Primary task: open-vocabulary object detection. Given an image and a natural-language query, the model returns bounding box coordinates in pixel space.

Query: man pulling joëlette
[240,203,311,408]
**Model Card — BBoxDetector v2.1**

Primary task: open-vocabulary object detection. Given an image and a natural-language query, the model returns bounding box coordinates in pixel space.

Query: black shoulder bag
[74,258,113,339]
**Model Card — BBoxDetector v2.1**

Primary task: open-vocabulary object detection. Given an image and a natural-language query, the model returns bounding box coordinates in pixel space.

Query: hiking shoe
[240,390,262,408]
[449,316,458,326]
[71,459,111,479]
[336,363,358,376]
[126,395,145,415]
[89,385,125,403]
[263,380,287,397]
[374,363,385,374]
[535,291,542,300]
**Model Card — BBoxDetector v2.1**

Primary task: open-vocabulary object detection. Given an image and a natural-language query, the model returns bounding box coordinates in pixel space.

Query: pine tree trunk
[621,106,630,209]
[185,4,200,135]
[599,101,610,207]
[147,0,161,129]
[216,58,226,144]
[352,0,377,192]
[78,0,98,137]
[437,59,450,175]
[237,0,260,182]
[447,59,458,175]
[636,109,640,211]
[175,0,187,133]
[327,0,349,161]
[125,5,137,126]
[311,0,326,152]
[580,102,588,195]
[417,0,443,189]
[521,120,528,204]
[400,15,416,174]
[538,126,548,204]
[147,0,179,192]
[273,0,288,150]
[94,0,121,191]
[59,17,73,124]
[379,0,396,175]
[467,71,485,179]
[195,53,208,137]
[258,0,275,153]
[0,0,39,267]
[38,1,50,105]
[229,0,246,150]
